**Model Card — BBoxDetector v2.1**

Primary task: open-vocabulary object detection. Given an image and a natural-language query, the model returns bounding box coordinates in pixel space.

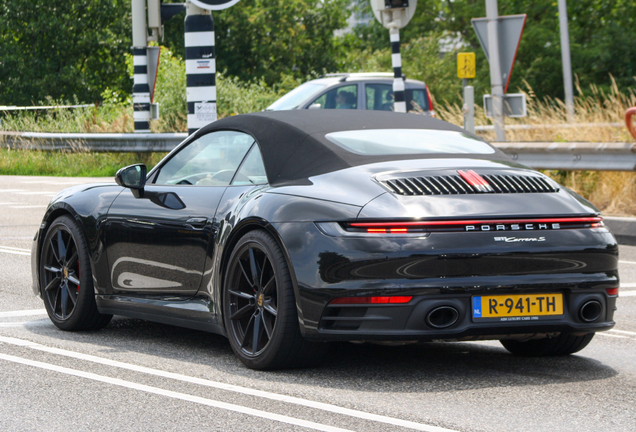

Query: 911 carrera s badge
[494,236,546,242]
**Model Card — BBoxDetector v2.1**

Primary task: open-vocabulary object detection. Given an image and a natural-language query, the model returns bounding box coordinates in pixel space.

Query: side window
[154,131,254,186]
[232,144,268,186]
[365,84,393,111]
[406,89,429,112]
[309,84,357,110]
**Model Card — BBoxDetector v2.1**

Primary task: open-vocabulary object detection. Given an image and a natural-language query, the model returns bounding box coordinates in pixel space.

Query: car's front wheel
[40,215,112,331]
[223,230,327,370]
[500,333,595,356]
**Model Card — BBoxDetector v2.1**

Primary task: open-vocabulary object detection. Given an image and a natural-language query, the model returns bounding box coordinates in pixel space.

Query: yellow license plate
[472,294,563,319]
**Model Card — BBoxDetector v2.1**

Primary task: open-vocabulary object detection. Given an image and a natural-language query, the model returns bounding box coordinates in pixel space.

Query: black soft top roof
[194,110,508,185]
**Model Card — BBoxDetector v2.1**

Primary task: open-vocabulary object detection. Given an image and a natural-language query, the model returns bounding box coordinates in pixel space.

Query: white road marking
[619,260,636,265]
[9,205,48,209]
[620,283,636,288]
[596,333,629,339]
[609,329,636,336]
[20,181,86,185]
[620,291,636,297]
[14,191,58,195]
[0,309,46,318]
[0,353,354,432]
[0,202,19,205]
[0,247,30,256]
[0,321,50,328]
[0,189,26,193]
[0,246,30,252]
[0,336,457,432]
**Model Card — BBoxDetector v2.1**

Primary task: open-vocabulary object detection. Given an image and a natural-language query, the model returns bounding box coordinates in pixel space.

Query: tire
[39,215,112,331]
[500,333,595,356]
[223,230,327,370]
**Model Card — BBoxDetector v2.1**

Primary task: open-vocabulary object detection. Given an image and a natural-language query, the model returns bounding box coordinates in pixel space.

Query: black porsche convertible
[31,110,619,369]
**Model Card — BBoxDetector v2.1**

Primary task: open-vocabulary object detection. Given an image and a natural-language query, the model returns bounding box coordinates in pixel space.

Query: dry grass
[2,79,635,215]
[435,79,636,216]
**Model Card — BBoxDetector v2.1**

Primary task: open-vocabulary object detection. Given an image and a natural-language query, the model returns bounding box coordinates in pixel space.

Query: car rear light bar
[344,216,604,234]
[329,296,413,305]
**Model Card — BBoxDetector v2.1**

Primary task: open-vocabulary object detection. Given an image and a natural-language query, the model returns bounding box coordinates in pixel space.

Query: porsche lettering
[466,223,560,231]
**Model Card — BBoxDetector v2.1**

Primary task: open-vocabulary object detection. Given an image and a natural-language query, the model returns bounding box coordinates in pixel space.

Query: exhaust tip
[426,306,459,329]
[580,300,602,322]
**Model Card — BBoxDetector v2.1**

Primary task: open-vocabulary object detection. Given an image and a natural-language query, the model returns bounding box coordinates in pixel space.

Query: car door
[104,130,255,298]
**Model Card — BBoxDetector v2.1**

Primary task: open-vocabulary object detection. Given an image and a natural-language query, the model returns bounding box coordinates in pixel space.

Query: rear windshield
[266,83,326,111]
[325,129,495,155]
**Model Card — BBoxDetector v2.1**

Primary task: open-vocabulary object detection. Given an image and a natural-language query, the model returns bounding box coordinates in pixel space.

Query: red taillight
[606,288,619,296]
[425,86,434,115]
[367,228,387,233]
[366,227,408,234]
[330,296,413,305]
[351,217,603,228]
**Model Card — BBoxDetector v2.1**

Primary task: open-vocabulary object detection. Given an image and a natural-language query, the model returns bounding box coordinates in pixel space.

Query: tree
[0,0,131,105]
[441,0,636,100]
[162,0,350,86]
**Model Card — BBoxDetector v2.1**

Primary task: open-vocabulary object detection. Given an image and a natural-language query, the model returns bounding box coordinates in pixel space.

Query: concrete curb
[604,216,636,246]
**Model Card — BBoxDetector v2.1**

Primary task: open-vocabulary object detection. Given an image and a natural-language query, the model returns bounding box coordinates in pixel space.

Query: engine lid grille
[380,170,558,196]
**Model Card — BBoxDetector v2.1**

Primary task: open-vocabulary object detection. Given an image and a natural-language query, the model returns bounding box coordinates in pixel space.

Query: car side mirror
[308,103,322,110]
[115,164,147,190]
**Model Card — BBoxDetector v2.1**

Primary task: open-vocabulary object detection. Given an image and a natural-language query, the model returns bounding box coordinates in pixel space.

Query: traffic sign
[370,0,417,30]
[457,52,476,79]
[471,14,526,93]
[190,0,240,11]
[483,93,527,118]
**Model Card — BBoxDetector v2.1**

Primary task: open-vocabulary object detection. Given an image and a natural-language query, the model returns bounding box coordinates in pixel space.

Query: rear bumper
[272,222,619,341]
[311,290,616,341]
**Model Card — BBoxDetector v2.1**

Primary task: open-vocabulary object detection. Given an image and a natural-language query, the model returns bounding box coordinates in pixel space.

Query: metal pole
[131,0,151,133]
[389,26,406,113]
[558,0,574,122]
[463,86,475,134]
[185,1,216,135]
[485,0,506,141]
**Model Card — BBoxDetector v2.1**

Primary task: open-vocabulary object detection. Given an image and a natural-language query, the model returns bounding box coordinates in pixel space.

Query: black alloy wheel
[223,230,327,370]
[40,215,112,331]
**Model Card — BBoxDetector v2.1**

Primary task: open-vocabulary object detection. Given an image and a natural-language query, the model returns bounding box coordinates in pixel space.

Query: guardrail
[1,131,636,171]
[0,131,187,153]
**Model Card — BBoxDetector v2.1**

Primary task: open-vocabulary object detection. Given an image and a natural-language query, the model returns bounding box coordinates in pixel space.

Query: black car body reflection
[31,110,619,369]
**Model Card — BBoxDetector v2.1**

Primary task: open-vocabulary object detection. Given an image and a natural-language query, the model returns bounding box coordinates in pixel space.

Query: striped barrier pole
[132,48,151,133]
[390,27,406,113]
[131,0,150,133]
[185,2,216,135]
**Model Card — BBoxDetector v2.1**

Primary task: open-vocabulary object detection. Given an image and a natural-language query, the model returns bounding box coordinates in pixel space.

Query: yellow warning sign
[457,52,476,79]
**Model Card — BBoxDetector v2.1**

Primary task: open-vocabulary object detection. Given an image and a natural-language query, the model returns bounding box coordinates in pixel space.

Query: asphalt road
[1,175,635,432]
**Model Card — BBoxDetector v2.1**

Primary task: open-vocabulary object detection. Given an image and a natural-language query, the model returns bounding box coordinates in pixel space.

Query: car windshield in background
[266,83,326,110]
[325,129,495,155]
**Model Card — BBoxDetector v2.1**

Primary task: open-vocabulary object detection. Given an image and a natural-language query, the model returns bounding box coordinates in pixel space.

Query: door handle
[186,217,208,229]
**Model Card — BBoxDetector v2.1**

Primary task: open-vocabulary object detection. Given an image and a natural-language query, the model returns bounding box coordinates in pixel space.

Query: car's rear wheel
[223,230,327,370]
[500,333,595,356]
[40,215,112,331]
